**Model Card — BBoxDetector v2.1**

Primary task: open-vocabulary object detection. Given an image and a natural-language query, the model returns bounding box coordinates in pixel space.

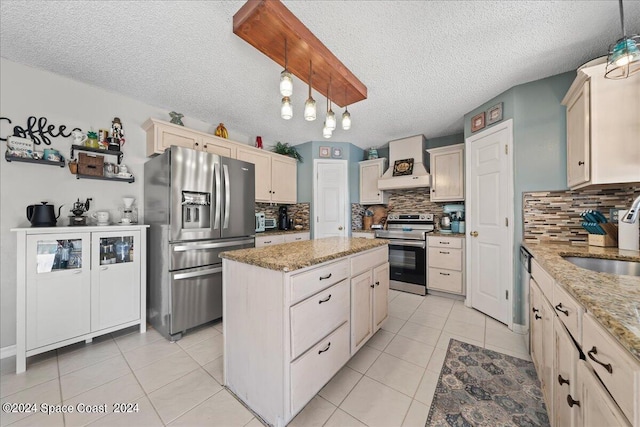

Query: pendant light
[341,87,351,130]
[322,121,332,138]
[280,39,293,96]
[605,0,640,79]
[281,96,293,120]
[325,77,336,131]
[304,61,317,121]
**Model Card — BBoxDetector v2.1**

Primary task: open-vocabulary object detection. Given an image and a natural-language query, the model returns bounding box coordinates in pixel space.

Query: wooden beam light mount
[233,0,367,108]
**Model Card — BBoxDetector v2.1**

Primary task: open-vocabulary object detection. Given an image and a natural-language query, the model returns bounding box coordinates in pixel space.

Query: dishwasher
[520,246,532,351]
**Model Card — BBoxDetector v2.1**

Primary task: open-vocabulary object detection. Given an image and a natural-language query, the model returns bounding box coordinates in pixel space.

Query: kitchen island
[220,237,389,426]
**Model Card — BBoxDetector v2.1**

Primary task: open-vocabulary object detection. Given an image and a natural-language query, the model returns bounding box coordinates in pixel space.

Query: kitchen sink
[562,256,640,277]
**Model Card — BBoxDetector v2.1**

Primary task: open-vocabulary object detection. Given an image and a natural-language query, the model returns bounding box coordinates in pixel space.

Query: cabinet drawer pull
[73,269,82,274]
[375,281,380,286]
[319,273,332,280]
[587,346,613,374]
[264,240,271,244]
[534,314,542,320]
[295,238,302,240]
[554,303,569,316]
[439,241,450,245]
[557,374,570,386]
[532,307,539,313]
[318,342,331,354]
[370,283,375,288]
[100,266,108,271]
[439,251,450,254]
[567,394,580,408]
[578,161,584,166]
[318,294,332,304]
[439,272,450,276]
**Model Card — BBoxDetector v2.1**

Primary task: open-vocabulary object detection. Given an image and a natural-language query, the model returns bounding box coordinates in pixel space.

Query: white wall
[0,58,251,350]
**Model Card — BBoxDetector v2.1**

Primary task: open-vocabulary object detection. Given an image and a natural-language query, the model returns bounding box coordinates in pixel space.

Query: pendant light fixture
[325,77,336,131]
[280,39,293,96]
[322,96,332,138]
[304,61,317,121]
[341,87,351,130]
[281,96,293,120]
[605,0,640,79]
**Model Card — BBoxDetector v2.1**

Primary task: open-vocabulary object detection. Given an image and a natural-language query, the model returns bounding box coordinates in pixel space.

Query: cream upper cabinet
[236,146,297,204]
[562,61,640,189]
[427,144,464,201]
[201,134,237,158]
[359,158,388,205]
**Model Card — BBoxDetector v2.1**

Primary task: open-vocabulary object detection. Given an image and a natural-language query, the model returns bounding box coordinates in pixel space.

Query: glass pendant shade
[322,123,332,138]
[280,70,293,96]
[304,98,316,121]
[325,109,336,131]
[606,36,640,79]
[281,96,293,120]
[342,108,351,130]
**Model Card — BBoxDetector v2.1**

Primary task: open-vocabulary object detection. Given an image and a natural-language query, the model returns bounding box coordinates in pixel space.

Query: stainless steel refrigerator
[144,146,255,341]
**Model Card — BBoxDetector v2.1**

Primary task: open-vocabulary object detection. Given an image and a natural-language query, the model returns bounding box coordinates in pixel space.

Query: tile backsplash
[255,203,310,229]
[523,186,639,244]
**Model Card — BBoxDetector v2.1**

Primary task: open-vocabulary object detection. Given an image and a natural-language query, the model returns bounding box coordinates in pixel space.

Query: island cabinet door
[351,270,373,354]
[372,263,389,331]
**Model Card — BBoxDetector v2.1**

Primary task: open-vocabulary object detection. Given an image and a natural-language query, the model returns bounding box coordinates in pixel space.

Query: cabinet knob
[534,314,542,320]
[375,281,380,287]
[204,145,207,149]
[566,395,580,408]
[578,161,584,166]
[370,283,375,288]
[195,143,199,147]
[557,374,570,386]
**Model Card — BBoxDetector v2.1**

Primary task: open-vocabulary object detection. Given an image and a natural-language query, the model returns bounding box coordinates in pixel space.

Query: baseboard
[1,345,16,359]
[512,323,529,335]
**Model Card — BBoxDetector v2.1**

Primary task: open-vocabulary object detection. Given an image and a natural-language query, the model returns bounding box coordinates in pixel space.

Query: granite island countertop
[221,236,388,272]
[522,242,640,361]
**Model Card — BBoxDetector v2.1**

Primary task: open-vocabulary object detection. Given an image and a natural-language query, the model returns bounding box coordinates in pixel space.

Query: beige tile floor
[0,291,529,427]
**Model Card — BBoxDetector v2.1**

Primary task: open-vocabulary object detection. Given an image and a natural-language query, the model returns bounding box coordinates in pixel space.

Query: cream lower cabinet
[427,236,465,295]
[350,248,389,353]
[143,118,238,158]
[237,146,297,204]
[224,245,388,427]
[283,232,310,243]
[15,226,147,373]
[553,316,581,427]
[576,360,630,427]
[255,232,309,248]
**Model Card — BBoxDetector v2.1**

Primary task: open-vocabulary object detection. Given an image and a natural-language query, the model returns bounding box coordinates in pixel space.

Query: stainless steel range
[375,213,434,295]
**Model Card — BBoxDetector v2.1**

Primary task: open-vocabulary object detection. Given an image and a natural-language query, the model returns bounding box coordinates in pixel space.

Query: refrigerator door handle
[223,164,230,229]
[214,162,221,230]
[173,239,255,252]
[174,267,222,280]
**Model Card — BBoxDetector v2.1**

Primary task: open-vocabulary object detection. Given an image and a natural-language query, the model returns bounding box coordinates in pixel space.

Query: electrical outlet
[610,209,619,223]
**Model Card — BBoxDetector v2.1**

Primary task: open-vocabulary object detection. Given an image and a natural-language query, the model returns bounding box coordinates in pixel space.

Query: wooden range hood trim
[233,0,367,108]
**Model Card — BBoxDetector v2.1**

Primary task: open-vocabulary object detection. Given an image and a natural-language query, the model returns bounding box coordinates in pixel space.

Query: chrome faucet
[622,195,640,224]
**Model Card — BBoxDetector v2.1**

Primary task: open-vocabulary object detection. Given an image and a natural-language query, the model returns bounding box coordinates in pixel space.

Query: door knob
[470,231,478,237]
[338,226,343,230]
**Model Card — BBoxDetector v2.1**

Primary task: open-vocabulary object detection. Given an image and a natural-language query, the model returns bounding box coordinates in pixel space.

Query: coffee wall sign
[0,116,81,145]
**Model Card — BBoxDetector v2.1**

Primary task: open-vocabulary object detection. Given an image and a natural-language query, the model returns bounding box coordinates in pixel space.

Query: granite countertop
[522,242,640,361]
[256,229,310,236]
[221,237,388,272]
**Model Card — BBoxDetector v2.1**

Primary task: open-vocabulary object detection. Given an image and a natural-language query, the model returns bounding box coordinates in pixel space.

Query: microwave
[264,218,277,229]
[255,212,265,232]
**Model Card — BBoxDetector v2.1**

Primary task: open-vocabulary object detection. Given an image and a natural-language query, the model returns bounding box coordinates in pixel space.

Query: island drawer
[531,259,553,301]
[290,260,349,303]
[552,284,583,344]
[290,322,350,416]
[428,247,462,271]
[428,236,463,249]
[290,279,349,359]
[582,312,640,423]
[350,247,387,276]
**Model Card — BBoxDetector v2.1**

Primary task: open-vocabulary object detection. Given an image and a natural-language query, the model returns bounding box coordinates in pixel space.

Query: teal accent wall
[425,133,465,170]
[463,71,574,326]
[295,142,314,203]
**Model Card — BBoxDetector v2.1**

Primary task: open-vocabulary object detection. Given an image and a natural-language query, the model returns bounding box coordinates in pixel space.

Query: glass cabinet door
[98,235,135,265]
[35,238,84,273]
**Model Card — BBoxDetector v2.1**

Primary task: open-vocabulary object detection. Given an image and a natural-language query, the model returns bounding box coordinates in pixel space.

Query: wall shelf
[75,173,135,184]
[5,152,65,167]
[70,145,123,164]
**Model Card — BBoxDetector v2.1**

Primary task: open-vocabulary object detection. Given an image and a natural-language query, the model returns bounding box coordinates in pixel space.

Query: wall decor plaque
[471,112,485,132]
[392,158,414,176]
[319,146,330,158]
[486,102,503,125]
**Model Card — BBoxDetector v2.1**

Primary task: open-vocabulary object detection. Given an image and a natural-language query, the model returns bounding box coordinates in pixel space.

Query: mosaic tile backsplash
[523,186,639,244]
[255,203,310,229]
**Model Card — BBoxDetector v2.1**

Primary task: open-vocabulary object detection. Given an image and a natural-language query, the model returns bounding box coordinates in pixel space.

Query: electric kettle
[26,202,63,227]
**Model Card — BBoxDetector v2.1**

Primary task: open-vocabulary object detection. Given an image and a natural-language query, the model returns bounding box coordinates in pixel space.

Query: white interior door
[314,160,348,239]
[465,120,513,326]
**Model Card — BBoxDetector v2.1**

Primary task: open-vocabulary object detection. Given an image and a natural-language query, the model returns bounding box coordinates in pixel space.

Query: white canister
[618,209,639,251]
[458,221,465,234]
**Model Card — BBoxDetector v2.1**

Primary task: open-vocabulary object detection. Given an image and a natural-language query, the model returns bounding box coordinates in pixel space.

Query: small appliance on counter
[278,206,289,230]
[26,202,63,227]
[265,217,277,230]
[439,213,452,233]
[119,197,138,224]
[69,198,92,226]
[255,212,266,232]
[443,204,465,234]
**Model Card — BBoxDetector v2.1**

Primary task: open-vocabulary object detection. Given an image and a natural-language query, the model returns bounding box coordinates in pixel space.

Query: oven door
[388,239,426,292]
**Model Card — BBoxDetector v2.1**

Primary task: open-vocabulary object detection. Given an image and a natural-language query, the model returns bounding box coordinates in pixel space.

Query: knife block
[588,233,617,247]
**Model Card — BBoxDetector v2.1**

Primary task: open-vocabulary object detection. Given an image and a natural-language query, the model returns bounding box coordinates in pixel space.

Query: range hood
[378,135,430,190]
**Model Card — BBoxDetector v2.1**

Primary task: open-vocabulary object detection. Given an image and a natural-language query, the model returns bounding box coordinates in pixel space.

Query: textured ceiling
[2,1,639,149]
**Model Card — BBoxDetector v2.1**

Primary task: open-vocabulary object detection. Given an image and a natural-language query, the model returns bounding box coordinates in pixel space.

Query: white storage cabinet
[359,158,388,205]
[427,144,465,201]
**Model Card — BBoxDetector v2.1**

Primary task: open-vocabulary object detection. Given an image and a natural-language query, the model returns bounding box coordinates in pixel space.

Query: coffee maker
[278,206,289,230]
